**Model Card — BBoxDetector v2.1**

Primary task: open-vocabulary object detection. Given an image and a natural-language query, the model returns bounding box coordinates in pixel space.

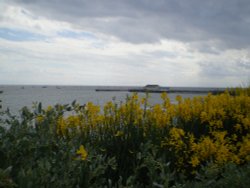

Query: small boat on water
[0,90,3,94]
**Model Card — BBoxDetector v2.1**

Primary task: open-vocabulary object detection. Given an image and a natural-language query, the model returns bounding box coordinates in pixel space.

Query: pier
[95,85,226,94]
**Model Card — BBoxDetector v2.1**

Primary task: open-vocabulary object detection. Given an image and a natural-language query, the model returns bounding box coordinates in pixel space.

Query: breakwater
[96,87,226,94]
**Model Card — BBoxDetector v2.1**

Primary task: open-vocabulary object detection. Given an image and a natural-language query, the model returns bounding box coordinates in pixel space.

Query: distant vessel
[0,90,3,94]
[42,86,47,88]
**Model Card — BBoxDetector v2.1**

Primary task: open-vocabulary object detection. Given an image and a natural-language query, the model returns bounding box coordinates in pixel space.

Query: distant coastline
[95,85,226,94]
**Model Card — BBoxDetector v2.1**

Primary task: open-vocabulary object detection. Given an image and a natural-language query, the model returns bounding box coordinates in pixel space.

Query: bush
[0,88,249,187]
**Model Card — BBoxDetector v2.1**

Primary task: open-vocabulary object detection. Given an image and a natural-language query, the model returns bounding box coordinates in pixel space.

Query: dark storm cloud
[8,0,250,48]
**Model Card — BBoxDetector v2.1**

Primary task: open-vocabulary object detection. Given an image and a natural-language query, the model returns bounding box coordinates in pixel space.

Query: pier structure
[95,85,226,94]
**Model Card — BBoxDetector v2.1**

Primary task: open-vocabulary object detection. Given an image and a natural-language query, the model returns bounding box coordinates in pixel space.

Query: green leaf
[38,103,42,113]
[72,100,77,106]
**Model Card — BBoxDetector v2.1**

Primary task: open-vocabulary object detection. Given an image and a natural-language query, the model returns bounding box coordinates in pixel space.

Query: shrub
[0,88,249,187]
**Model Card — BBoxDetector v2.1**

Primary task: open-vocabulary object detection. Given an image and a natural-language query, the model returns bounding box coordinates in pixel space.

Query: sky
[0,0,250,87]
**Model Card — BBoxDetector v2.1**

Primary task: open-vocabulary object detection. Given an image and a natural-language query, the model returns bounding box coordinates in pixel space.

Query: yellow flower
[215,144,231,164]
[193,137,216,160]
[76,145,88,160]
[242,118,250,129]
[200,111,208,122]
[190,156,200,167]
[170,127,185,139]
[46,105,53,112]
[36,115,44,123]
[141,98,146,105]
[67,115,80,127]
[132,93,139,101]
[234,124,242,132]
[238,135,250,162]
[57,116,67,135]
[176,95,182,103]
[167,127,185,151]
[115,130,124,137]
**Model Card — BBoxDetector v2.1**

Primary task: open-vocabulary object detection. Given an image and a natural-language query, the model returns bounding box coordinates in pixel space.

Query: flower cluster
[76,145,88,161]
[54,89,250,172]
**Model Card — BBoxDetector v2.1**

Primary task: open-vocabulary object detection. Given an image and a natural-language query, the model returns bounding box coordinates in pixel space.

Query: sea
[0,85,212,115]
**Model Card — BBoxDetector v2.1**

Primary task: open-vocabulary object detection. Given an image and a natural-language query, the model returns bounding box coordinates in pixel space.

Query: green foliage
[0,106,116,187]
[0,88,249,187]
[0,91,2,109]
[0,92,3,125]
[182,162,250,188]
[0,167,16,188]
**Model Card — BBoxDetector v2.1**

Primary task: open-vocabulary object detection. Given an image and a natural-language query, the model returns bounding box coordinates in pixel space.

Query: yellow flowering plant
[76,145,88,161]
[1,88,250,187]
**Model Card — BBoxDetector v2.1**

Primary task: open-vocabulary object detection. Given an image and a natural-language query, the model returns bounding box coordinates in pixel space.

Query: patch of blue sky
[0,28,46,41]
[57,30,97,40]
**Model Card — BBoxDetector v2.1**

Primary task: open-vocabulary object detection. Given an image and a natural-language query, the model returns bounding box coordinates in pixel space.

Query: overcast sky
[0,0,250,87]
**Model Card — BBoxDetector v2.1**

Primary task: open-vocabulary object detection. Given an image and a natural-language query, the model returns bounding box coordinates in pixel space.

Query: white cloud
[0,0,250,87]
[0,3,68,36]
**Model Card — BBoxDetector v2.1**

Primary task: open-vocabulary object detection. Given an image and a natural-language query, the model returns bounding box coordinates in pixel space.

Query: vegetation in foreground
[0,88,249,187]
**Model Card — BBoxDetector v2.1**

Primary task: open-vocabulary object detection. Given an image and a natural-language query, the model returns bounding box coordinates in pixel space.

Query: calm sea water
[0,85,208,115]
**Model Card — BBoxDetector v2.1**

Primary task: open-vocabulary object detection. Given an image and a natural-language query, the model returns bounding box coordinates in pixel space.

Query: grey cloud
[145,50,178,59]
[199,60,250,78]
[237,61,250,70]
[189,41,222,55]
[8,0,250,49]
